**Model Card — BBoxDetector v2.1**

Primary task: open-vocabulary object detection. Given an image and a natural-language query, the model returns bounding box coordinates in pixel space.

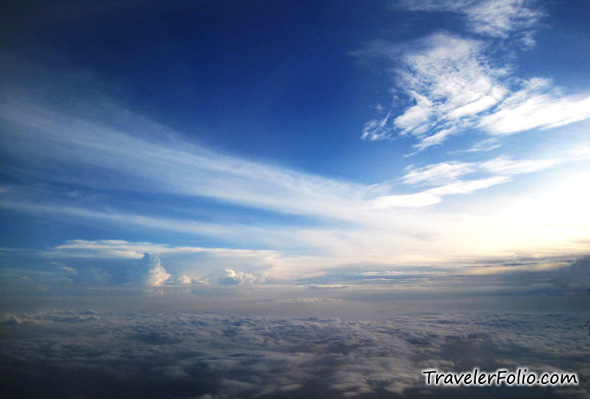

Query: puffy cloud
[129,253,171,287]
[218,268,259,286]
[178,275,193,285]
[142,253,171,287]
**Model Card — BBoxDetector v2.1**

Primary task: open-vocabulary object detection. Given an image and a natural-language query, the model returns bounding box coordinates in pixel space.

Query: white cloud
[2,68,589,277]
[479,156,558,174]
[361,111,394,141]
[370,191,442,208]
[218,268,259,286]
[51,262,78,275]
[478,87,590,135]
[462,0,543,39]
[403,161,477,185]
[38,239,286,284]
[178,275,193,285]
[362,33,508,148]
[46,239,280,261]
[396,0,544,39]
[371,176,510,209]
[462,138,501,153]
[362,4,590,149]
[140,253,171,287]
[403,155,560,187]
[0,96,369,225]
[364,35,590,148]
[429,175,510,196]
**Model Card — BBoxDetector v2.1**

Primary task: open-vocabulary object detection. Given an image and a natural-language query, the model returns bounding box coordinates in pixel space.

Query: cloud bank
[1,310,588,398]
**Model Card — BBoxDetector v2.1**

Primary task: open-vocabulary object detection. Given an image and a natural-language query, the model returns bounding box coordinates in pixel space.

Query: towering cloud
[139,253,171,287]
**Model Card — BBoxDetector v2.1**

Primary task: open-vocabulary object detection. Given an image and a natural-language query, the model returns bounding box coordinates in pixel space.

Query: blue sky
[1,0,590,295]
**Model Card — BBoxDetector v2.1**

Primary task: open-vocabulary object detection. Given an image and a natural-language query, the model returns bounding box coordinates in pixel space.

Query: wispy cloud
[402,155,560,187]
[363,2,590,150]
[479,156,559,174]
[371,176,510,208]
[403,161,477,185]
[2,66,589,277]
[372,152,565,209]
[46,239,280,260]
[362,33,508,148]
[396,0,544,40]
[0,95,371,225]
[462,138,502,153]
[478,78,590,135]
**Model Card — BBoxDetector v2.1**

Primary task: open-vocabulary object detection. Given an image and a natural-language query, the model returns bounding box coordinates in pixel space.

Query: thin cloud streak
[371,176,511,208]
[403,155,562,186]
[1,70,589,274]
[0,95,371,224]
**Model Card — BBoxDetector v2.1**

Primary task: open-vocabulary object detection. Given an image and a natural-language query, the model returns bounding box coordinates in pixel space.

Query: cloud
[463,138,502,153]
[362,33,508,148]
[403,161,477,185]
[401,155,560,188]
[2,58,589,274]
[396,0,544,40]
[46,240,280,261]
[478,81,590,135]
[556,256,590,290]
[178,275,193,285]
[122,252,171,287]
[0,93,370,225]
[371,176,510,209]
[462,0,543,39]
[362,6,590,150]
[1,310,588,398]
[218,268,259,286]
[141,253,171,287]
[37,240,280,286]
[479,156,558,174]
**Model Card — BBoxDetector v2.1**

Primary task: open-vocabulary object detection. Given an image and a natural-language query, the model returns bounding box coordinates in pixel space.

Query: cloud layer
[1,310,588,398]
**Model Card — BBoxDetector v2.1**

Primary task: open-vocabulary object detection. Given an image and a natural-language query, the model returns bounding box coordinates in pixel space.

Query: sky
[2,1,590,398]
[1,0,590,298]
